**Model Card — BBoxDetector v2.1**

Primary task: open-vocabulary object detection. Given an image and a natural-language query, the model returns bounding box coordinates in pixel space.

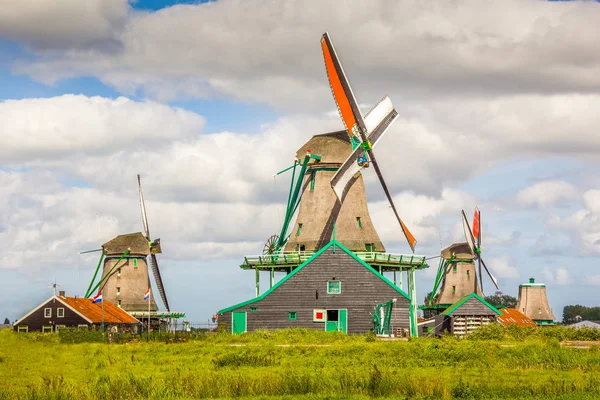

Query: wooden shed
[218,240,413,335]
[13,294,140,333]
[436,292,501,337]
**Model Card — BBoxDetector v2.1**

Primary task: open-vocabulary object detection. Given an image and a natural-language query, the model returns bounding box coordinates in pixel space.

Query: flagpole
[147,290,150,342]
[101,296,105,344]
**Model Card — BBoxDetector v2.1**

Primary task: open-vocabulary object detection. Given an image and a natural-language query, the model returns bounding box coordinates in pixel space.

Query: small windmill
[428,207,499,309]
[84,176,170,312]
[461,207,498,296]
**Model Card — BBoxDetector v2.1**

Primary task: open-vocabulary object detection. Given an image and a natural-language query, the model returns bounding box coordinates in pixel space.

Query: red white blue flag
[92,292,102,303]
[144,288,150,301]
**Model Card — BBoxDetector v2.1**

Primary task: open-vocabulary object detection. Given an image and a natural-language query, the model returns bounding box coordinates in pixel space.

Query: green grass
[2,326,600,399]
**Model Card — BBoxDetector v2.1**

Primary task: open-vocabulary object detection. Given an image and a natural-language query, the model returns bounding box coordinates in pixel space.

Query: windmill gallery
[13,33,555,338]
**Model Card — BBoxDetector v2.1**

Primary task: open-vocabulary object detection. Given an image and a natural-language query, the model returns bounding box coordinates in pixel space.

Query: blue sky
[2,0,600,326]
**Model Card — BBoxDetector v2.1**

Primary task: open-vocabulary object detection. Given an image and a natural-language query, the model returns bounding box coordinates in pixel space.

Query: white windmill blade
[461,210,476,255]
[481,258,500,290]
[138,174,150,239]
[331,96,398,200]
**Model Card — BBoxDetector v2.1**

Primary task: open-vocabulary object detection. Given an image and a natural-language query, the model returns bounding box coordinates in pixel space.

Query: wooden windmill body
[435,243,482,305]
[284,131,384,253]
[100,232,158,312]
[516,278,555,325]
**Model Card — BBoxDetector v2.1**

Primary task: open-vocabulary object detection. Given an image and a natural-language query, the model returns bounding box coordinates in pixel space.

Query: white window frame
[55,325,66,332]
[42,326,53,333]
[44,308,52,318]
[327,281,341,295]
[17,326,28,332]
[57,308,65,318]
[78,324,88,329]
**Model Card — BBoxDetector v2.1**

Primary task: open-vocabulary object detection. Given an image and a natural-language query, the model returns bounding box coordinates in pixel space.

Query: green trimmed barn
[218,241,413,335]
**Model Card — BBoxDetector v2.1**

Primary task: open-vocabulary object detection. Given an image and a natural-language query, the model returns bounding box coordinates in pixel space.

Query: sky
[2,0,600,324]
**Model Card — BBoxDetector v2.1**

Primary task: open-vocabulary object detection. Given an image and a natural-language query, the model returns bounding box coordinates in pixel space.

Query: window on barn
[288,312,297,320]
[250,307,258,312]
[327,281,341,294]
[17,326,28,333]
[78,325,88,330]
[44,308,52,318]
[55,325,66,332]
[365,243,374,252]
[42,326,53,333]
[57,308,65,318]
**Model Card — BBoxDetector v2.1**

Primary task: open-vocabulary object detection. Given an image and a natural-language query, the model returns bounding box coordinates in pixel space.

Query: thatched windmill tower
[425,207,498,316]
[283,130,385,253]
[516,278,555,325]
[85,176,170,313]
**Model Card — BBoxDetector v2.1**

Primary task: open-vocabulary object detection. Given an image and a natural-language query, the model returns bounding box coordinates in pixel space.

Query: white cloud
[516,180,578,208]
[0,95,205,163]
[10,0,600,108]
[487,256,519,279]
[542,266,574,286]
[0,0,129,50]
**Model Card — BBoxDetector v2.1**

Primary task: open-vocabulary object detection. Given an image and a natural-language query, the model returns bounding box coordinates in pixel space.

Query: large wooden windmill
[85,175,171,313]
[424,207,499,315]
[230,32,429,337]
[264,32,416,257]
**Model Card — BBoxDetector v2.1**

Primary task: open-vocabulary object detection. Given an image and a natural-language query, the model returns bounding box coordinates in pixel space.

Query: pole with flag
[144,288,151,341]
[92,292,103,343]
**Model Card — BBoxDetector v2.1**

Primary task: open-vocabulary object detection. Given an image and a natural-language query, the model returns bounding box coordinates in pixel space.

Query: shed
[218,240,413,335]
[13,294,139,333]
[497,308,536,327]
[437,292,501,337]
[569,321,600,329]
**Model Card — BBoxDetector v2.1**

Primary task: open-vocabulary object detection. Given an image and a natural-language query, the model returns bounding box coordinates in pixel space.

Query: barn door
[325,309,347,333]
[232,312,247,334]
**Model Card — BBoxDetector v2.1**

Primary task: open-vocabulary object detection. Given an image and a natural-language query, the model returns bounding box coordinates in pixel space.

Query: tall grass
[2,327,600,399]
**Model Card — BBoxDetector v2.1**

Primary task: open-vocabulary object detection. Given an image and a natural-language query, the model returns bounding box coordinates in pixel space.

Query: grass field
[2,325,600,399]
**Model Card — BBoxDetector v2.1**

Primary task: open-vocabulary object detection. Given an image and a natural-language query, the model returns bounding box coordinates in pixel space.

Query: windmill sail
[461,210,476,255]
[321,31,416,252]
[150,253,170,311]
[138,174,150,239]
[138,175,170,312]
[331,96,398,200]
[472,206,480,244]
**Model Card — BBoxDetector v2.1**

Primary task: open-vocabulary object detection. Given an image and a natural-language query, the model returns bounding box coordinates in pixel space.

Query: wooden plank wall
[13,298,89,332]
[221,247,410,334]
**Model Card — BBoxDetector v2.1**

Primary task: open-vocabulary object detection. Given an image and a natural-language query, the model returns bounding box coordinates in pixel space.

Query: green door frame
[324,309,347,333]
[232,312,247,334]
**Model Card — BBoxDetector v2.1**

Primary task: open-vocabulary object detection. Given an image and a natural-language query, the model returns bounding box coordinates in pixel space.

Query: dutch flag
[144,288,150,301]
[92,292,103,303]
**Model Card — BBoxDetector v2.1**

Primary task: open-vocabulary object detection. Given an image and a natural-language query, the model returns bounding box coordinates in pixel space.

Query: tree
[563,305,600,324]
[484,294,517,309]
[3,317,9,325]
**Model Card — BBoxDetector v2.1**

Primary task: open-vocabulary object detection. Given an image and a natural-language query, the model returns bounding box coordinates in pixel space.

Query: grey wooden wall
[447,296,498,316]
[220,246,410,334]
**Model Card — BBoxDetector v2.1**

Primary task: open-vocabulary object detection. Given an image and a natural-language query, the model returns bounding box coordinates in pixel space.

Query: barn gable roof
[441,292,501,316]
[14,295,139,325]
[218,240,411,315]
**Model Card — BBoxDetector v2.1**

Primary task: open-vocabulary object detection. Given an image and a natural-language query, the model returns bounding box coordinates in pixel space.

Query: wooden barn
[13,292,139,333]
[420,293,501,337]
[218,240,413,335]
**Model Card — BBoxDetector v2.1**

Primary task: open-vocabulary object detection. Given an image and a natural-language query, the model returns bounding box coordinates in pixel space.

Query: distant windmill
[84,175,170,312]
[428,207,499,309]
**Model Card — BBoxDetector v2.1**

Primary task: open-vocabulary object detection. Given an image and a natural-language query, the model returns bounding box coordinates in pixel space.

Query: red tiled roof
[59,297,139,324]
[497,308,536,327]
